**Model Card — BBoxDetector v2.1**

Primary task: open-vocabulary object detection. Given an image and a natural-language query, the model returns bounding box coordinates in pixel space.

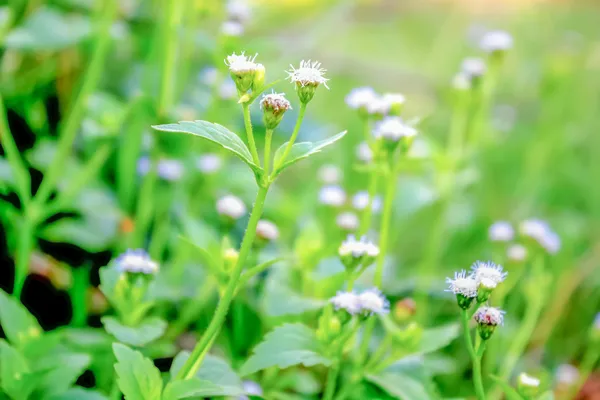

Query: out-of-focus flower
[196,153,222,174]
[519,219,561,254]
[556,364,579,386]
[227,0,251,23]
[461,57,487,78]
[318,185,346,207]
[221,20,244,37]
[366,96,390,117]
[336,212,359,231]
[330,291,361,314]
[345,87,378,112]
[338,235,379,260]
[358,288,390,315]
[452,72,472,90]
[138,157,184,181]
[238,380,263,400]
[115,249,159,275]
[356,142,373,163]
[382,93,406,115]
[507,244,527,262]
[216,195,247,219]
[219,80,238,100]
[518,373,541,397]
[480,30,514,53]
[471,261,507,285]
[256,220,279,242]
[373,116,417,143]
[318,164,342,184]
[488,221,514,242]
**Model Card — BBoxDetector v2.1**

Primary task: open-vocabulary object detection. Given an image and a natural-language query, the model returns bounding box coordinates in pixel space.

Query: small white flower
[556,364,579,385]
[461,57,486,77]
[157,159,184,181]
[507,244,527,262]
[358,288,390,315]
[518,373,541,388]
[227,0,251,22]
[446,270,478,298]
[488,221,514,242]
[373,116,417,142]
[318,185,346,207]
[520,219,550,240]
[318,164,343,184]
[352,191,371,210]
[225,52,259,74]
[219,80,238,99]
[382,93,406,107]
[452,72,472,90]
[366,96,391,116]
[356,142,373,163]
[221,20,244,37]
[216,195,247,219]
[539,230,561,254]
[345,87,378,110]
[471,261,507,284]
[115,249,159,275]
[256,220,279,241]
[480,30,514,53]
[287,60,329,88]
[338,235,379,259]
[330,291,361,314]
[196,153,222,174]
[336,212,359,231]
[474,306,505,326]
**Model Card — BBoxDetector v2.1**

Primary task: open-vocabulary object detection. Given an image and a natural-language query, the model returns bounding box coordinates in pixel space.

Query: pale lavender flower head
[318,164,343,184]
[336,212,359,231]
[446,270,478,298]
[507,244,527,262]
[555,364,579,385]
[345,87,378,110]
[115,249,159,275]
[488,221,514,242]
[338,235,379,259]
[156,159,184,181]
[474,306,505,326]
[356,142,373,163]
[330,291,361,314]
[480,30,514,53]
[227,0,251,22]
[256,220,279,241]
[373,116,417,142]
[318,185,346,207]
[366,96,391,116]
[471,261,507,285]
[221,20,244,37]
[358,288,390,315]
[238,380,263,400]
[196,153,222,174]
[461,57,486,78]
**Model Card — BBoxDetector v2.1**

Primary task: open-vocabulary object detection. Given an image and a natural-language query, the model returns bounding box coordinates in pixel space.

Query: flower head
[318,164,342,184]
[556,364,579,385]
[115,249,159,275]
[221,20,244,37]
[216,195,247,219]
[358,288,390,315]
[474,306,505,326]
[461,57,486,78]
[196,153,222,174]
[366,96,391,117]
[330,291,361,314]
[480,30,514,53]
[336,212,359,231]
[287,60,329,103]
[373,116,418,143]
[452,72,472,91]
[471,261,507,285]
[239,380,263,400]
[318,185,346,207]
[519,219,561,254]
[518,373,540,388]
[446,270,478,298]
[137,157,184,181]
[225,52,262,93]
[488,221,514,242]
[260,92,291,129]
[356,142,373,163]
[256,220,279,241]
[345,87,378,111]
[507,244,527,262]
[227,0,251,22]
[338,235,379,259]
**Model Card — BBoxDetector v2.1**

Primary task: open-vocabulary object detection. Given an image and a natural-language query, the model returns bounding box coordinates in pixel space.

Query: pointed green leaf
[417,323,460,355]
[162,378,244,400]
[44,388,109,400]
[169,352,244,396]
[366,372,433,400]
[102,317,166,347]
[0,289,43,348]
[489,375,524,400]
[152,121,261,174]
[112,343,162,400]
[240,323,332,376]
[0,340,35,400]
[32,353,91,397]
[272,131,346,176]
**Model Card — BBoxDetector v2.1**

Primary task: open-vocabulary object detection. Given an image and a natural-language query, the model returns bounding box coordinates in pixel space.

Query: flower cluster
[115,249,159,275]
[330,288,389,316]
[338,235,379,271]
[221,0,251,38]
[519,218,561,254]
[488,219,560,262]
[225,52,264,93]
[138,157,184,182]
[345,87,405,117]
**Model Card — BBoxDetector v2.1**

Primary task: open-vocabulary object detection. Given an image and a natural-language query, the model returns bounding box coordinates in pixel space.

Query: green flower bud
[252,64,265,91]
[457,293,475,310]
[260,92,291,130]
[393,298,417,323]
[225,52,260,94]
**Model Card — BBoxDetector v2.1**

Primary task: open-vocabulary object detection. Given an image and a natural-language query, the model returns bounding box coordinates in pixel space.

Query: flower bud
[287,60,329,104]
[338,235,379,273]
[393,322,422,350]
[256,219,279,242]
[393,298,417,322]
[223,248,239,269]
[225,52,260,94]
[446,270,477,310]
[517,373,541,398]
[114,249,159,276]
[328,316,341,335]
[382,93,406,116]
[372,116,418,154]
[476,278,497,303]
[252,64,266,91]
[474,306,505,340]
[216,194,247,220]
[260,92,291,130]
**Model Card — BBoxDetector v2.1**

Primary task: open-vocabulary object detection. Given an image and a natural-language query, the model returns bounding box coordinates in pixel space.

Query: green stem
[242,103,261,167]
[34,0,117,205]
[271,102,307,175]
[374,170,395,287]
[264,128,273,175]
[13,217,34,298]
[157,0,183,117]
[70,265,90,327]
[0,94,30,204]
[323,363,340,400]
[359,170,379,236]
[462,310,486,400]
[473,340,487,400]
[175,185,270,380]
[365,335,392,371]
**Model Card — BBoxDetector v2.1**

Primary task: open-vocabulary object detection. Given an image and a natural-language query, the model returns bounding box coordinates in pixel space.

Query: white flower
[336,212,359,231]
[446,270,478,298]
[382,93,406,107]
[480,30,513,52]
[238,380,263,400]
[461,57,486,77]
[115,249,159,275]
[157,159,184,181]
[488,221,514,242]
[471,261,507,284]
[318,164,343,184]
[345,87,378,110]
[287,60,329,88]
[556,364,579,385]
[358,288,390,315]
[227,0,251,22]
[330,291,361,314]
[539,230,561,254]
[219,80,237,99]
[452,72,472,90]
[352,191,371,210]
[196,153,222,174]
[256,220,279,241]
[479,277,497,290]
[225,52,260,74]
[373,116,417,142]
[221,20,244,37]
[520,219,561,254]
[518,373,541,388]
[474,306,505,326]
[366,96,390,116]
[318,185,346,207]
[507,244,527,262]
[356,142,373,163]
[338,235,379,258]
[216,195,247,219]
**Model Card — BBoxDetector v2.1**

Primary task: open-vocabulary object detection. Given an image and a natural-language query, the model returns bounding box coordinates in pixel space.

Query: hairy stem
[462,310,486,400]
[271,102,307,174]
[242,103,261,167]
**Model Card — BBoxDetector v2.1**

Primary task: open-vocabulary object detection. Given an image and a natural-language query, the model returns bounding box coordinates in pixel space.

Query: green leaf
[262,277,326,317]
[152,121,261,174]
[240,323,332,376]
[169,352,244,396]
[366,372,434,400]
[112,343,163,400]
[0,289,43,348]
[272,131,346,176]
[416,323,460,355]
[0,158,15,194]
[0,340,35,400]
[489,375,524,400]
[162,378,244,400]
[44,388,109,400]
[4,6,92,50]
[102,316,167,347]
[32,353,91,397]
[537,391,554,400]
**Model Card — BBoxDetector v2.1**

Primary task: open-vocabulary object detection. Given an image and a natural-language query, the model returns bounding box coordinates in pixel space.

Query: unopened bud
[256,220,279,242]
[225,52,260,94]
[393,322,422,350]
[476,278,497,303]
[517,373,541,398]
[260,92,291,130]
[393,298,417,322]
[223,248,239,268]
[252,64,266,91]
[474,306,505,340]
[328,316,341,335]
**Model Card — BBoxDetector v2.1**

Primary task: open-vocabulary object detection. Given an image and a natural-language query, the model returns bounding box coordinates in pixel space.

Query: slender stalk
[271,102,307,174]
[157,0,183,117]
[374,169,395,287]
[462,310,486,400]
[323,363,340,400]
[13,217,34,298]
[242,103,261,167]
[264,128,274,175]
[175,185,270,380]
[0,94,30,204]
[70,265,90,327]
[34,0,117,204]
